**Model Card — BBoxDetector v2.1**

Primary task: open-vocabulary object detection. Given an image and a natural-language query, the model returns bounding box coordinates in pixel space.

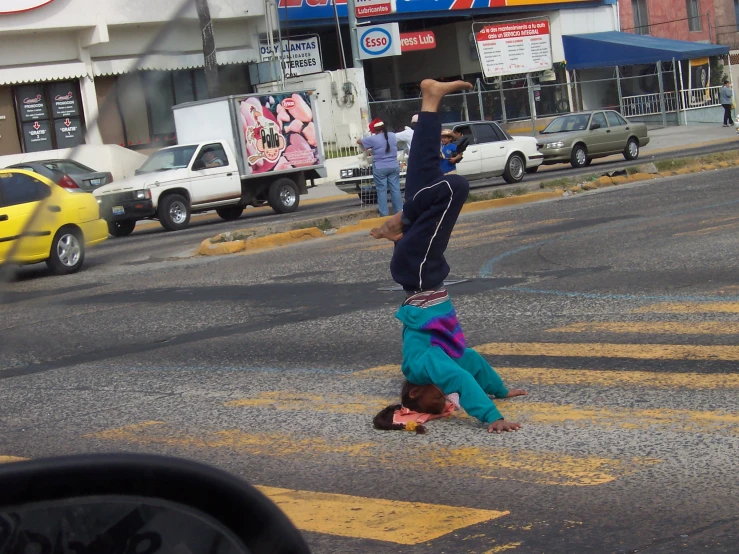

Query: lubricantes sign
[0,0,55,14]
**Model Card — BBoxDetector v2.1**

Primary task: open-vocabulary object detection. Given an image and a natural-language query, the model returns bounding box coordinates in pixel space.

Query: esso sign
[358,23,401,60]
[362,29,391,55]
[281,98,296,110]
[0,0,54,14]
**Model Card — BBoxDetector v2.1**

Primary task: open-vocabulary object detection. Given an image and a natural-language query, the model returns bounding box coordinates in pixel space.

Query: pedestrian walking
[720,80,734,127]
[440,129,458,175]
[369,79,526,435]
[357,118,403,217]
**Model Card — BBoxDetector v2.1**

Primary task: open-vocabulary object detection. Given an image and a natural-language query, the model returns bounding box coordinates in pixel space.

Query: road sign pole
[346,0,364,69]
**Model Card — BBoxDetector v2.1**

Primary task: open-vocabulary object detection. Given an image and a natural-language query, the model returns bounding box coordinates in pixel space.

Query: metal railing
[681,85,723,110]
[622,91,678,117]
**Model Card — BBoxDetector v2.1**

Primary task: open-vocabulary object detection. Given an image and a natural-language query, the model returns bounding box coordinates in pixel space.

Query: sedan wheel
[570,145,588,168]
[624,138,640,161]
[503,154,525,184]
[46,227,85,275]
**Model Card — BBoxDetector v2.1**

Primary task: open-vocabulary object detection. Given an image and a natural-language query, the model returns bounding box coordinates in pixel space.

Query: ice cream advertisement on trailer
[239,92,319,175]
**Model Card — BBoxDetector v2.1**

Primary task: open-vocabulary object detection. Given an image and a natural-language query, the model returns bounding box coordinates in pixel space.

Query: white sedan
[445,120,543,183]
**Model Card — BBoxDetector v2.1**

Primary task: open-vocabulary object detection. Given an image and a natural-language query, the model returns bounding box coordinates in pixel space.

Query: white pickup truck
[94,90,326,237]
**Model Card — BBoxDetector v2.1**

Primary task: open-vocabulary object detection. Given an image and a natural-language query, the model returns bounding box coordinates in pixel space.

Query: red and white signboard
[355,0,396,18]
[400,31,436,52]
[474,19,552,79]
[0,0,54,14]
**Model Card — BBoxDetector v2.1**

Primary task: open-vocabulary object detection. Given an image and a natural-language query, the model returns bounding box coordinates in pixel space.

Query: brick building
[620,0,739,49]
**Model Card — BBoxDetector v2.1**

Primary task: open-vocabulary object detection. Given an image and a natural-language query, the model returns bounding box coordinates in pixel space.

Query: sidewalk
[305,123,739,201]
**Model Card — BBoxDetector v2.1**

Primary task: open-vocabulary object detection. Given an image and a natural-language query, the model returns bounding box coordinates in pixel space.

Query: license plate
[90,178,102,186]
[112,206,125,216]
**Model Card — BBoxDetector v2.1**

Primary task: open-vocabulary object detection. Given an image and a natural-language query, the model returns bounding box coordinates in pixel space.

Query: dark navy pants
[390,112,469,292]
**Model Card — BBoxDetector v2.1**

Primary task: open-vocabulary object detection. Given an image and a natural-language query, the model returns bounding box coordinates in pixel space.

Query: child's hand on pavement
[488,420,522,434]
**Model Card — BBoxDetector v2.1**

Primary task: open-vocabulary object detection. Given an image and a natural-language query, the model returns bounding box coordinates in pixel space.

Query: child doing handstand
[371,79,526,434]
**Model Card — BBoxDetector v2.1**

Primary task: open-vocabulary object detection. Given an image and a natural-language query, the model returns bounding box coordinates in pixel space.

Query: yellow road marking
[350,363,739,390]
[0,456,27,463]
[475,342,739,361]
[483,543,522,553]
[548,321,739,335]
[633,302,739,314]
[88,422,657,486]
[255,485,507,545]
[226,391,739,433]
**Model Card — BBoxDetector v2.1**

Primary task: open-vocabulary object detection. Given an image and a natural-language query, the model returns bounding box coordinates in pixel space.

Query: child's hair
[372,380,427,434]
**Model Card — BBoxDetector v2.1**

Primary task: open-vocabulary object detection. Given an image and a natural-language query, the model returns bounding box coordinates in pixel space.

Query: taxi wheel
[47,226,85,275]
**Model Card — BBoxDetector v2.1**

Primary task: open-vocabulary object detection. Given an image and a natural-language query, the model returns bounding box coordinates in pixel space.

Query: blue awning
[563,32,729,70]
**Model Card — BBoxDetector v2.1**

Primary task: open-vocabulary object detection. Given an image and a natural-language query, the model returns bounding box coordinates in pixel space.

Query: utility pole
[345,0,363,69]
[195,0,220,98]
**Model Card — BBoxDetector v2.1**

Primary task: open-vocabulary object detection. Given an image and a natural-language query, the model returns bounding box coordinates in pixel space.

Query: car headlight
[134,189,151,200]
[546,141,565,149]
[340,170,352,178]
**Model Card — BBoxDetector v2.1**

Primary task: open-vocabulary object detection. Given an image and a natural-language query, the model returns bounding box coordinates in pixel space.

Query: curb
[198,228,324,256]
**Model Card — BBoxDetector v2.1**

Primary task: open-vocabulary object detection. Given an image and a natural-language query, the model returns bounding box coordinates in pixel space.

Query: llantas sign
[400,31,436,52]
[0,0,54,14]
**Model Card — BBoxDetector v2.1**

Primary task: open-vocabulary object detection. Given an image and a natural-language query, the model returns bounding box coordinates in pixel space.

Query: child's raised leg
[457,349,527,399]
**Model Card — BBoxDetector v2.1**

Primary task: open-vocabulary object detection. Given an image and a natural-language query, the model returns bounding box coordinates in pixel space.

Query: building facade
[0,0,266,156]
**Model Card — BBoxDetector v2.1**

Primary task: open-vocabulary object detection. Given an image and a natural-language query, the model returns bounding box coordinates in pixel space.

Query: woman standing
[357,118,402,216]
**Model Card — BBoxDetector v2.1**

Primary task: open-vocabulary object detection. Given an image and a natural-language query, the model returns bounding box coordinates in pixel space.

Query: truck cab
[94,141,246,237]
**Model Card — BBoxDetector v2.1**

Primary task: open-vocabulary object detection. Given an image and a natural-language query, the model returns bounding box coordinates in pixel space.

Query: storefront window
[142,71,176,136]
[14,81,85,153]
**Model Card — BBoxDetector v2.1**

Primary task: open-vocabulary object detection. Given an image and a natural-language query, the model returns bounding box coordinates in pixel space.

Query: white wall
[0,145,148,181]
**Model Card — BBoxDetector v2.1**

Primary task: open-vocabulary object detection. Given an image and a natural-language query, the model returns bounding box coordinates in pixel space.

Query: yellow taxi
[0,169,108,275]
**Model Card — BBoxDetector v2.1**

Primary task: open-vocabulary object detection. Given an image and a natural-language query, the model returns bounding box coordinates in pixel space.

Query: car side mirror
[590,123,601,130]
[192,160,206,171]
[0,454,310,554]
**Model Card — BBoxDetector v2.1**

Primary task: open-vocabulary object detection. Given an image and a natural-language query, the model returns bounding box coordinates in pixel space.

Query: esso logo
[361,29,392,56]
[281,98,296,110]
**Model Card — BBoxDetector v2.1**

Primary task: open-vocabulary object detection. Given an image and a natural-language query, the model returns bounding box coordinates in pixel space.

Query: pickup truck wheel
[108,220,136,238]
[268,178,300,214]
[216,205,244,221]
[158,194,191,231]
[503,154,525,183]
[46,226,84,275]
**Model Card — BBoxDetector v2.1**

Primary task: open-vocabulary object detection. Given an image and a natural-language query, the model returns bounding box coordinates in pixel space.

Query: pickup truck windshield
[138,145,199,174]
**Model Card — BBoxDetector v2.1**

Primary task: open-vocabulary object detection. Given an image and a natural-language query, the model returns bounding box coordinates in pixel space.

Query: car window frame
[43,160,94,175]
[614,112,629,126]
[591,112,608,129]
[195,143,230,168]
[472,123,502,144]
[605,111,625,128]
[0,172,52,208]
[491,122,512,141]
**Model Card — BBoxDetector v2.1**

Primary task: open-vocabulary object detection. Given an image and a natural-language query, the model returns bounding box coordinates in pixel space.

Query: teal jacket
[396,296,506,424]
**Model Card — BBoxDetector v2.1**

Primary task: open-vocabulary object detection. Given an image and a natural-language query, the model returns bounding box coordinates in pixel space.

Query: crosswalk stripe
[254,485,508,545]
[548,321,739,335]
[0,456,27,463]
[475,342,739,361]
[349,364,739,390]
[633,302,739,313]
[87,422,658,487]
[225,392,739,433]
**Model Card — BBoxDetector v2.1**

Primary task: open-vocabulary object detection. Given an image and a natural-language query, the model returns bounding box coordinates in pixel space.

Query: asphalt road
[2,167,739,553]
